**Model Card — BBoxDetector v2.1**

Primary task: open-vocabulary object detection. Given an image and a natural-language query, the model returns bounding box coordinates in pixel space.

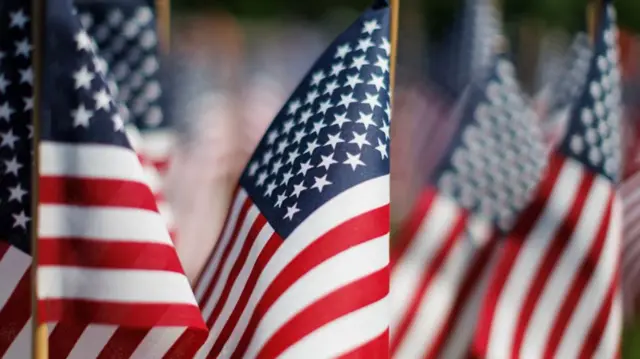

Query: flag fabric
[0,0,206,356]
[167,3,392,358]
[75,0,178,244]
[390,56,547,358]
[472,3,623,358]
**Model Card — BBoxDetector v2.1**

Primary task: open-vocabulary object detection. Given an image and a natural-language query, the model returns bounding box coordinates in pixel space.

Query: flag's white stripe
[157,202,174,229]
[593,292,622,359]
[38,268,196,305]
[245,234,389,358]
[40,142,145,182]
[555,194,620,359]
[67,325,117,359]
[199,223,274,356]
[278,297,389,359]
[142,164,164,194]
[195,190,248,300]
[521,175,610,359]
[0,247,30,309]
[223,176,389,353]
[390,195,459,332]
[130,327,187,359]
[487,160,582,359]
[138,131,174,160]
[47,323,57,336]
[39,205,172,245]
[201,206,260,319]
[4,319,31,358]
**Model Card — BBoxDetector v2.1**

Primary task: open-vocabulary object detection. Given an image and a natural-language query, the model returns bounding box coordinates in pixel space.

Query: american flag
[75,0,178,243]
[0,0,206,356]
[390,56,548,358]
[472,3,623,358]
[166,4,392,358]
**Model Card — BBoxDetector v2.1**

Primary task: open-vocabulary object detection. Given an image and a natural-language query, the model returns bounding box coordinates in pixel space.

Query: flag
[0,0,206,356]
[168,3,392,358]
[472,2,623,358]
[75,0,178,243]
[390,55,548,358]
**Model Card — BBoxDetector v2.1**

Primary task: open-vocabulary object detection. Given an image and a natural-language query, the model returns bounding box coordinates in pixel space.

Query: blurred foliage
[623,325,640,358]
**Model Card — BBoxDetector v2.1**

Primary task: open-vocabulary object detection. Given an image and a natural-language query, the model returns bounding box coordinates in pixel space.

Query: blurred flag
[75,0,178,243]
[390,56,547,358]
[473,3,623,358]
[0,0,206,356]
[168,3,392,358]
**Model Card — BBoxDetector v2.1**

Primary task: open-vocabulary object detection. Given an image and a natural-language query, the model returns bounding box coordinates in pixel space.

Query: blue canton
[560,3,622,183]
[0,3,34,253]
[547,33,593,115]
[240,7,390,238]
[432,55,547,232]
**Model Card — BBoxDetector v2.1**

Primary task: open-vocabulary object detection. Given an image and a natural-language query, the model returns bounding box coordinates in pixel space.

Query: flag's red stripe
[230,204,390,358]
[97,328,149,359]
[426,235,498,359]
[390,210,467,354]
[256,266,389,358]
[543,191,614,358]
[390,189,436,267]
[197,198,252,309]
[39,238,184,272]
[40,177,158,211]
[510,170,594,358]
[0,268,30,357]
[337,329,389,359]
[39,300,206,329]
[48,322,88,359]
[472,154,564,357]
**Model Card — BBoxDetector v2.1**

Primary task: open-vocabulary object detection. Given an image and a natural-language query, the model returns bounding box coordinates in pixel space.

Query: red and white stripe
[31,141,207,357]
[390,188,498,358]
[620,170,640,317]
[166,175,391,358]
[472,154,622,359]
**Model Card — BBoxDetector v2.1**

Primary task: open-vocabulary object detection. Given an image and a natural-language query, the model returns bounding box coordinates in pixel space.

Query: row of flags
[0,0,638,357]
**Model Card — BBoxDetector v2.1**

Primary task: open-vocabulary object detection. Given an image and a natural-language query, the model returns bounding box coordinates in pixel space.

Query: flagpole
[587,0,603,43]
[389,0,399,96]
[156,0,171,53]
[31,0,48,357]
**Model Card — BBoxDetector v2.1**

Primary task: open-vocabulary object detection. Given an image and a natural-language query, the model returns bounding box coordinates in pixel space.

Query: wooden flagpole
[156,0,171,53]
[588,0,603,43]
[389,0,400,97]
[31,0,48,357]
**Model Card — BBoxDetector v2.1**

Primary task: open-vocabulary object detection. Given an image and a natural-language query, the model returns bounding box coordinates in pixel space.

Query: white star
[75,30,94,52]
[350,55,370,71]
[323,79,340,96]
[0,74,10,93]
[8,184,27,203]
[12,211,30,230]
[93,57,108,76]
[311,70,325,87]
[112,113,124,131]
[299,108,313,123]
[332,112,351,128]
[344,152,366,170]
[282,118,295,134]
[290,181,307,198]
[345,74,364,89]
[298,159,314,176]
[93,89,112,111]
[310,120,324,135]
[71,104,93,127]
[362,19,381,35]
[262,149,274,165]
[275,193,287,208]
[312,174,332,192]
[318,153,338,171]
[338,92,357,108]
[335,43,352,59]
[265,180,277,197]
[23,97,33,111]
[14,39,31,58]
[287,99,302,115]
[1,129,19,149]
[363,93,382,110]
[284,203,300,220]
[330,62,346,77]
[356,37,375,52]
[325,132,344,149]
[0,102,15,121]
[267,130,279,144]
[375,55,390,73]
[19,67,32,85]
[305,89,320,105]
[356,111,377,129]
[73,66,95,90]
[248,161,259,176]
[281,169,294,186]
[350,131,371,149]
[305,139,321,155]
[375,138,388,159]
[384,103,391,119]
[286,148,300,165]
[380,37,391,55]
[27,125,32,139]
[4,156,22,176]
[9,10,29,29]
[292,129,306,144]
[271,159,284,175]
[368,73,386,91]
[380,122,390,139]
[256,171,268,186]
[317,99,333,115]
[276,138,289,154]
